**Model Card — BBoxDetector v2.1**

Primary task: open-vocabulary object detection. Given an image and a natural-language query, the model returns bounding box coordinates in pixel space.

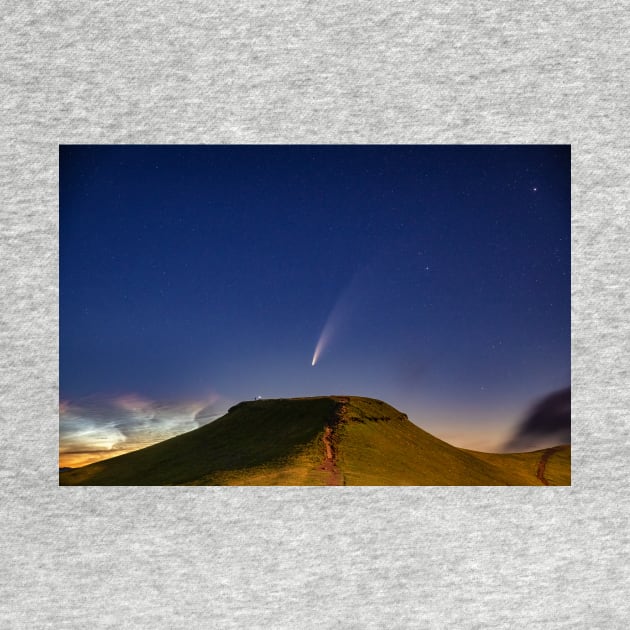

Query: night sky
[60,145,570,466]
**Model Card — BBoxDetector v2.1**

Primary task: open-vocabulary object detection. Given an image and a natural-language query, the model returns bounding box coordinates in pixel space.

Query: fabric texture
[1,2,628,627]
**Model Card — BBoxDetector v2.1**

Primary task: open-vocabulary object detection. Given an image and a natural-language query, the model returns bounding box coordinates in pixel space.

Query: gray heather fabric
[1,2,628,628]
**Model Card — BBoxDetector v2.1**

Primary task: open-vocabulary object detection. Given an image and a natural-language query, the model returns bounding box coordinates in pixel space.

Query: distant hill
[59,396,570,486]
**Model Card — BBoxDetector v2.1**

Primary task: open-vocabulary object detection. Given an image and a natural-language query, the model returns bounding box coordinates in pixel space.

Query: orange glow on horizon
[59,448,137,469]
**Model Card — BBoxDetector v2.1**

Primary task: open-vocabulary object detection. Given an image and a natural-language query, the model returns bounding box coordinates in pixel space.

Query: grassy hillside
[60,396,570,486]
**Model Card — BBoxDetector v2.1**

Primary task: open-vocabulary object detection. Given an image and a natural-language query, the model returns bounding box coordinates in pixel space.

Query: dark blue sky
[60,145,570,449]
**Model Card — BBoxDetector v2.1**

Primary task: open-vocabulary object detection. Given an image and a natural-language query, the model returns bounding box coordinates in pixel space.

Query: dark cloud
[504,388,570,451]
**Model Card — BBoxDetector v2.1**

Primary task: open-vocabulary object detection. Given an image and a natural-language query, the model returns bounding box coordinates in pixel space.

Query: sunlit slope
[468,446,571,486]
[59,396,570,486]
[330,398,569,485]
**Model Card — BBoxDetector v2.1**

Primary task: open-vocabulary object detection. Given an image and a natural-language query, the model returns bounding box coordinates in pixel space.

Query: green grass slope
[60,396,570,486]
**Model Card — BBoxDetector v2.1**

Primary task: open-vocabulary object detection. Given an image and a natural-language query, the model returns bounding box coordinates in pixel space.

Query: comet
[311,317,335,366]
[311,326,333,366]
[311,268,366,366]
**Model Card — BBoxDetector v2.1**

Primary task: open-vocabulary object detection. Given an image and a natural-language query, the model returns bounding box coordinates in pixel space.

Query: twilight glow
[59,394,227,468]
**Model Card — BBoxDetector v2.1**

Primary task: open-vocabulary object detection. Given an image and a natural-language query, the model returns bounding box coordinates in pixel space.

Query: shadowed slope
[60,396,570,486]
[60,397,335,486]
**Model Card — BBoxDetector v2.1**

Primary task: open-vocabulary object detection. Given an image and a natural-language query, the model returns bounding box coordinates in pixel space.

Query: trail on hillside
[320,398,348,486]
[536,446,564,485]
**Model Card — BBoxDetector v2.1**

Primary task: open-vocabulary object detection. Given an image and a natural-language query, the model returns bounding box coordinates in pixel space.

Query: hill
[59,396,570,486]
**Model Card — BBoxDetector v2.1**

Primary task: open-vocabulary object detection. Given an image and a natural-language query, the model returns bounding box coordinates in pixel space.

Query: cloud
[503,387,570,452]
[59,414,126,453]
[59,393,229,467]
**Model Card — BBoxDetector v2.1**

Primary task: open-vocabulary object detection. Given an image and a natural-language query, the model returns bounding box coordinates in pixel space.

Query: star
[532,187,538,192]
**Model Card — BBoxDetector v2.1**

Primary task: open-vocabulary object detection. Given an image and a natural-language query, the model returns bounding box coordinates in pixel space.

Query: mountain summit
[59,396,570,486]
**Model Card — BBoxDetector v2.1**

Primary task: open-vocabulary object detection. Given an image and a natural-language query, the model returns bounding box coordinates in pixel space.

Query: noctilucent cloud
[60,145,570,465]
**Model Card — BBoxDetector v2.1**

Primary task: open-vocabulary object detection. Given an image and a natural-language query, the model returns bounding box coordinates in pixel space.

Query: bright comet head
[311,332,327,367]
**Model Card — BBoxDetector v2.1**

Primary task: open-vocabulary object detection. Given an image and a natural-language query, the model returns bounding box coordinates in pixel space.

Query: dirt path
[319,399,348,486]
[536,446,564,485]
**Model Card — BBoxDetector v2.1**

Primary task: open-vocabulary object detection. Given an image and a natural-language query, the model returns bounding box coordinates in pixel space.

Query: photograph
[59,144,570,485]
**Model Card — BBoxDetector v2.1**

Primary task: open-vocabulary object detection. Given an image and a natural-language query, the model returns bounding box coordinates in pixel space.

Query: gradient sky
[60,145,570,465]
